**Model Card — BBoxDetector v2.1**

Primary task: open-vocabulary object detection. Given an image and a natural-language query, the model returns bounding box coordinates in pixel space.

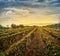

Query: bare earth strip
[26,29,45,56]
[5,28,37,55]
[43,29,59,45]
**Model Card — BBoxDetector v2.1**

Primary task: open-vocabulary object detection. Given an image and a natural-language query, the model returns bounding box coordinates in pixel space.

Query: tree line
[0,24,24,29]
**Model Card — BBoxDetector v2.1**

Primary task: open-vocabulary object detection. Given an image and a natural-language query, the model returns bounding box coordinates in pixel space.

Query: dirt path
[25,29,45,56]
[43,29,59,45]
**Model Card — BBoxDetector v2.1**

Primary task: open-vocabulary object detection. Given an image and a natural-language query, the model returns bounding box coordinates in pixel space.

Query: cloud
[37,0,45,2]
[0,0,60,11]
[0,0,60,26]
[0,7,31,22]
[4,7,30,15]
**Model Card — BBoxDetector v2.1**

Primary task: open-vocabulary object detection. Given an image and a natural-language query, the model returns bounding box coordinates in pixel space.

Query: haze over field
[0,1,60,56]
[0,0,60,26]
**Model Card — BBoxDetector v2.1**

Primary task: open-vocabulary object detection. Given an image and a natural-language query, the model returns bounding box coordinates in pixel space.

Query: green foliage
[0,26,60,56]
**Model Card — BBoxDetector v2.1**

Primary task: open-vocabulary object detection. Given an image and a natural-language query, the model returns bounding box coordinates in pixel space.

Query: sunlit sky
[0,0,60,26]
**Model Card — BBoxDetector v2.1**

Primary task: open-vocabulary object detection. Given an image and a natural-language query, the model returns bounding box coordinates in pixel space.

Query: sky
[0,0,60,26]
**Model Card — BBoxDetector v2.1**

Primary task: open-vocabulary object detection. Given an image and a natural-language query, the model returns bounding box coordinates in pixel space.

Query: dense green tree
[11,24,17,28]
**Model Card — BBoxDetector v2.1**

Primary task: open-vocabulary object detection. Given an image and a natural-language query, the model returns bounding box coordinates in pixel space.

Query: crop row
[39,27,60,56]
[43,27,60,38]
[0,27,31,37]
[2,28,37,56]
[0,27,35,51]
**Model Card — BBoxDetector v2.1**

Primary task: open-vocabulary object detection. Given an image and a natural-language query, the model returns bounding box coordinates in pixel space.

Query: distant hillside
[45,23,60,28]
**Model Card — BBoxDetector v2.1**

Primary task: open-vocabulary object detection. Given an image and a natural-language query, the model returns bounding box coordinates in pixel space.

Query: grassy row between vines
[0,27,37,56]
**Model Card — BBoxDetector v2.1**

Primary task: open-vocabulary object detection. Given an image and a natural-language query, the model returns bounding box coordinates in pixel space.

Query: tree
[11,24,24,28]
[0,25,4,29]
[18,24,24,28]
[11,24,17,28]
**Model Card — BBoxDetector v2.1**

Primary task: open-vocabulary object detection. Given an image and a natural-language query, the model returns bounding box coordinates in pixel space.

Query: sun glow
[0,8,59,26]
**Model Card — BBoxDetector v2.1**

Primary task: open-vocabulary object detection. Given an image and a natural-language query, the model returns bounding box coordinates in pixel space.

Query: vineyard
[0,26,60,56]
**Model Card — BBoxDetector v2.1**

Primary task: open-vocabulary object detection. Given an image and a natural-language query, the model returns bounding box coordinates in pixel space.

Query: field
[0,26,60,56]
